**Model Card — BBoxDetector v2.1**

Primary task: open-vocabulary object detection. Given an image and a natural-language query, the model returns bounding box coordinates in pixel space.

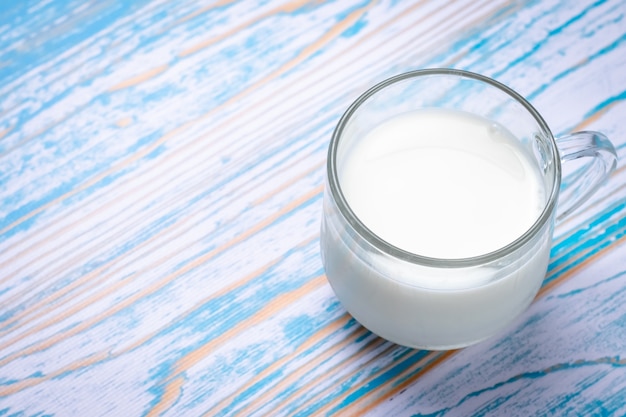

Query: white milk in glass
[323,108,552,348]
[340,109,545,262]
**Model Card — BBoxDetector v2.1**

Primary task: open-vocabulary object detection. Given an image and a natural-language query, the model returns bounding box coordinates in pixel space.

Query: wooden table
[1,1,625,415]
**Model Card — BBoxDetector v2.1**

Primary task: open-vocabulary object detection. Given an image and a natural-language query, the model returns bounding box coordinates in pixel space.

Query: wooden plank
[0,0,624,415]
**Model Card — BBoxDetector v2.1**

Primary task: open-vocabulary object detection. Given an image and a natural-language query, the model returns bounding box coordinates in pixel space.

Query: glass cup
[320,69,617,350]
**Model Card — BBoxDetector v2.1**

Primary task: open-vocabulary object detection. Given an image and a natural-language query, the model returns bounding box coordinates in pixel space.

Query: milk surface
[339,109,545,259]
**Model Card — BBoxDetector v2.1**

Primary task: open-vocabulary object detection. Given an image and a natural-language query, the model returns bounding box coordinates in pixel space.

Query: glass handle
[555,131,617,221]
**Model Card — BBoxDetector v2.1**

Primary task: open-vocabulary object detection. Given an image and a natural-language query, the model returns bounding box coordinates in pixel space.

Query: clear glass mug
[320,69,617,350]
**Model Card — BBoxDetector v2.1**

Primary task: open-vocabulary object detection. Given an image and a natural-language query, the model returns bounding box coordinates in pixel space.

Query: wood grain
[0,0,624,416]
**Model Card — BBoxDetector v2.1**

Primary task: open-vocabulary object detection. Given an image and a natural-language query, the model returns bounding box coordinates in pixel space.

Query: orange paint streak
[613,162,626,176]
[287,340,402,416]
[0,236,319,396]
[539,233,626,298]
[207,313,353,414]
[142,275,327,415]
[177,0,379,135]
[0,351,110,396]
[0,122,243,282]
[0,116,185,237]
[572,99,621,131]
[253,159,324,206]
[174,275,326,375]
[192,0,378,116]
[0,270,144,367]
[117,234,321,357]
[109,64,169,91]
[0,44,326,308]
[0,186,322,365]
[0,0,360,241]
[364,0,483,69]
[116,116,133,127]
[178,0,314,57]
[351,350,457,416]
[1,101,93,156]
[232,326,374,416]
[0,125,13,140]
[0,2,311,157]
[0,179,172,300]
[145,376,186,417]
[277,338,394,416]
[1,200,170,324]
[284,1,378,75]
[549,243,598,280]
[0,140,324,338]
[165,0,236,33]
[4,67,277,271]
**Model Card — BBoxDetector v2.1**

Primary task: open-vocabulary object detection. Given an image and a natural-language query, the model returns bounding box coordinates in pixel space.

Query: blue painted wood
[0,0,624,415]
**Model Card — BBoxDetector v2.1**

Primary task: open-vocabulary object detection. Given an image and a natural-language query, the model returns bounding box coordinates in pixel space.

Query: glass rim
[327,68,562,268]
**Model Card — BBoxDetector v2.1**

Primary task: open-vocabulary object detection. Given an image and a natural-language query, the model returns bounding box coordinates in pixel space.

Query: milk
[321,109,554,349]
[339,109,545,260]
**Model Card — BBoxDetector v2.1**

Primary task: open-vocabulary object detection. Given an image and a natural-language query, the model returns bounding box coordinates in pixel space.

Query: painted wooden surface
[0,0,625,415]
